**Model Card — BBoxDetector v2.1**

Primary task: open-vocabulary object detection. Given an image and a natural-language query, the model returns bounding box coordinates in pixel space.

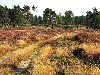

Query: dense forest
[0,5,100,29]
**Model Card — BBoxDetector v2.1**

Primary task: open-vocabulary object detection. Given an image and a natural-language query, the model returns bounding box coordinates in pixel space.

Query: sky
[0,0,100,16]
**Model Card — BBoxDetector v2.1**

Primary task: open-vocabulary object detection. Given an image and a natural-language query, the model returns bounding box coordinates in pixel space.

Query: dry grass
[91,67,100,75]
[16,39,26,46]
[65,63,90,75]
[0,43,12,58]
[65,63,100,75]
[56,47,68,57]
[0,67,15,75]
[32,62,56,75]
[31,45,56,75]
[0,42,40,65]
[79,43,100,54]
[39,45,53,60]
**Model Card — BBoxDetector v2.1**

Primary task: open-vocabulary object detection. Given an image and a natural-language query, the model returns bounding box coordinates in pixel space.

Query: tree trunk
[76,24,78,29]
[51,24,54,29]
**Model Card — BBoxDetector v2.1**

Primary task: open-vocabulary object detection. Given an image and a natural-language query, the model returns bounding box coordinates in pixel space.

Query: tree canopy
[0,5,100,29]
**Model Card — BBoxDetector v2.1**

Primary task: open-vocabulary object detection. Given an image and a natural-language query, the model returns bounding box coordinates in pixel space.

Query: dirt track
[0,33,65,66]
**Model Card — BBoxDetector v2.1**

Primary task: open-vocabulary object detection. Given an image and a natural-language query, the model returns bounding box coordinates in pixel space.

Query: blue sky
[0,0,100,16]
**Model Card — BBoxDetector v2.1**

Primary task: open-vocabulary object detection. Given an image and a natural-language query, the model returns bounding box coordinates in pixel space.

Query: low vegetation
[0,28,100,75]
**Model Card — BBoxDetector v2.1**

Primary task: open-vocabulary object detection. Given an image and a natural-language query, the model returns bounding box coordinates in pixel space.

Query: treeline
[0,4,100,29]
[0,5,37,28]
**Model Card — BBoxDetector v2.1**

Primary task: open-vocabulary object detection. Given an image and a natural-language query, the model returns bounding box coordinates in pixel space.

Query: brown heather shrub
[65,32,78,39]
